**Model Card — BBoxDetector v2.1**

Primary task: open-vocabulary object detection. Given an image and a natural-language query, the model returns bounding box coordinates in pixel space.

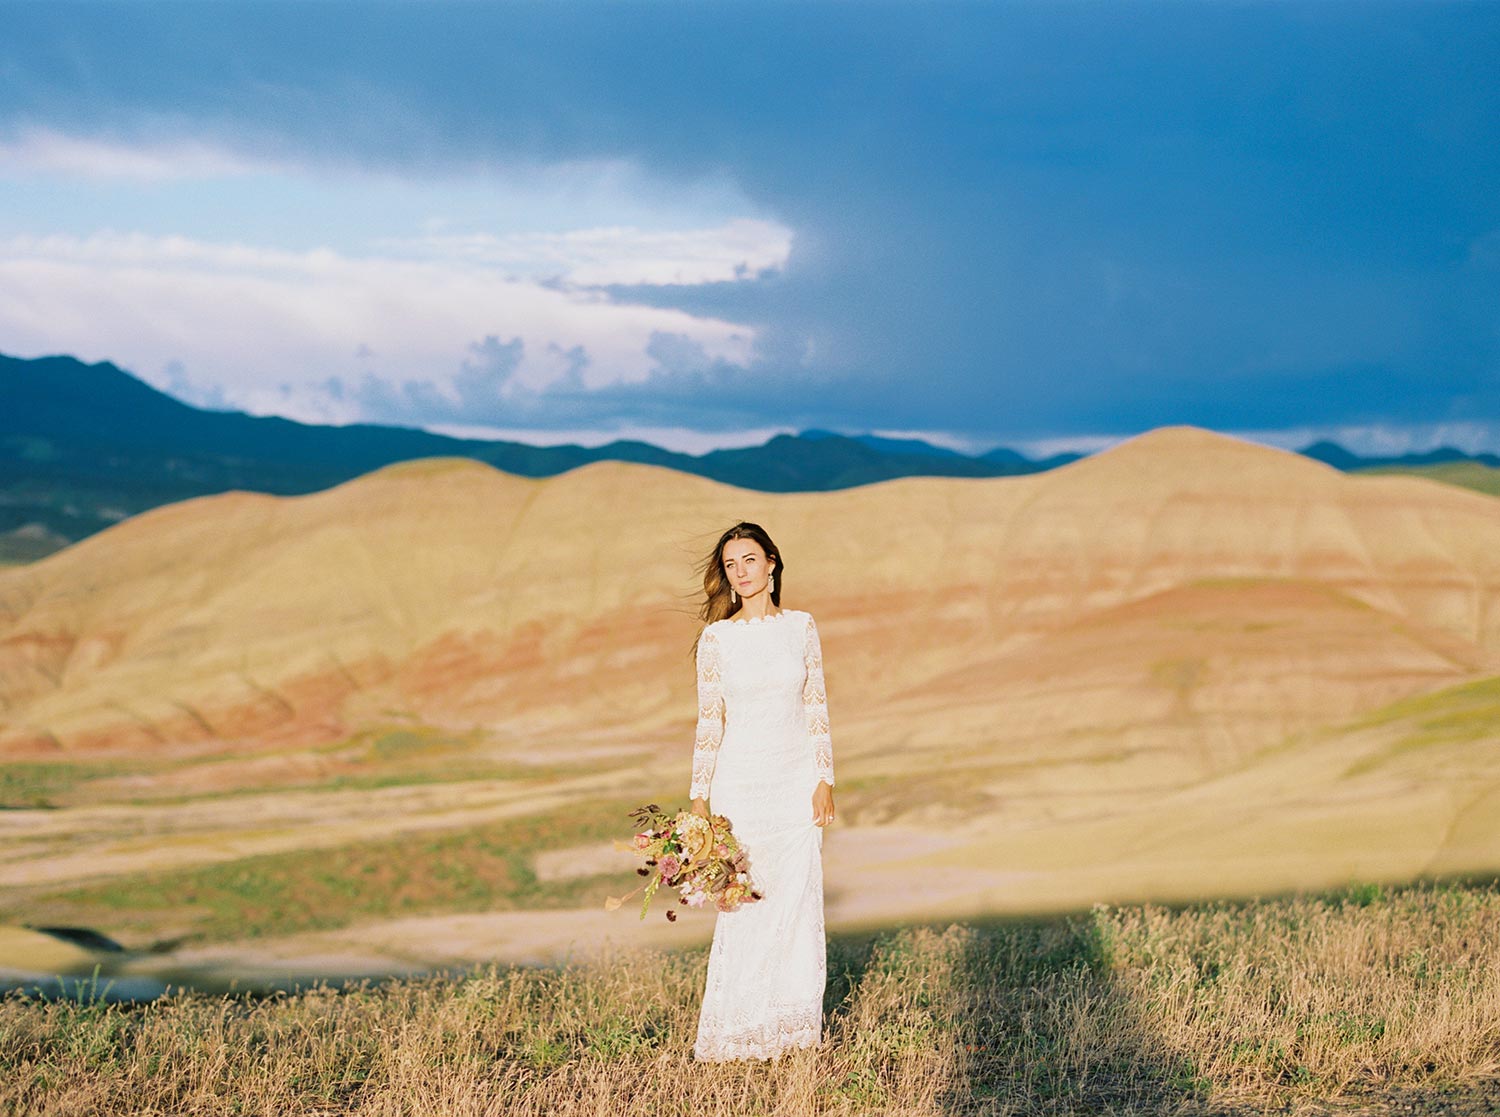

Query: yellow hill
[3,424,1500,952]
[3,424,1499,763]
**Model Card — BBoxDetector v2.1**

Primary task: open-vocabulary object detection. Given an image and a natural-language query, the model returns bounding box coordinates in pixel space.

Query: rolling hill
[2,424,1499,988]
[5,422,1497,757]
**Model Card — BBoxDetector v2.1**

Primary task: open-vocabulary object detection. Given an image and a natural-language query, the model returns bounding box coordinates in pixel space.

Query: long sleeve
[689,626,725,800]
[803,613,835,787]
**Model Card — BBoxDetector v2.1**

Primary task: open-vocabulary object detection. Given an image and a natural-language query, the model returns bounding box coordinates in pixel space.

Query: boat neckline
[719,608,801,627]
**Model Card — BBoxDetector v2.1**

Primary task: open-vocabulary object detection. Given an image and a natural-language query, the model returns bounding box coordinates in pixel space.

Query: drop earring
[769,572,776,594]
[730,588,737,604]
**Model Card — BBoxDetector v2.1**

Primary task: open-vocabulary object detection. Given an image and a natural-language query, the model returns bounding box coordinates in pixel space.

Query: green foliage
[1336,880,1386,907]
[0,762,119,809]
[26,796,650,942]
[1352,675,1500,740]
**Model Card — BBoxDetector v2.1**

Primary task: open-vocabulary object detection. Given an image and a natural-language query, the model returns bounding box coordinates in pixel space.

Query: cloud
[1231,420,1500,458]
[348,334,598,429]
[422,420,795,455]
[382,218,793,287]
[0,126,270,180]
[644,331,716,377]
[3,4,1498,448]
[0,230,767,425]
[162,359,232,411]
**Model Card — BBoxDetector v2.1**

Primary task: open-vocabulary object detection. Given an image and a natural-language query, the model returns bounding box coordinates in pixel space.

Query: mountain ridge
[0,352,1076,563]
[5,351,1499,566]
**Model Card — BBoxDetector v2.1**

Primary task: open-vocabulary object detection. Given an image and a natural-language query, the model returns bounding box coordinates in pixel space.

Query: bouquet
[604,803,762,921]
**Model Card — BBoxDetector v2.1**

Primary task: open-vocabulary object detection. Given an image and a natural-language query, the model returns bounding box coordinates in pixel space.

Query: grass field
[4,880,1498,1116]
[0,724,600,810]
[17,795,650,945]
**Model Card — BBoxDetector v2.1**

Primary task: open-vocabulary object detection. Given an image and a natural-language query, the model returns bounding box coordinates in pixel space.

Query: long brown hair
[691,521,783,657]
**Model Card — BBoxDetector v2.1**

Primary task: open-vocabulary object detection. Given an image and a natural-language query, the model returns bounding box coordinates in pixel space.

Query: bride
[688,521,836,1062]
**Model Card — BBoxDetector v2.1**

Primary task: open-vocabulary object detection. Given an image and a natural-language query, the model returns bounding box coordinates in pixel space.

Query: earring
[730,588,737,604]
[769,572,776,594]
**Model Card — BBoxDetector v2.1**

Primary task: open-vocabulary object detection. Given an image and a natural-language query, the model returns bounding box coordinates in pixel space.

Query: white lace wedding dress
[689,607,835,1062]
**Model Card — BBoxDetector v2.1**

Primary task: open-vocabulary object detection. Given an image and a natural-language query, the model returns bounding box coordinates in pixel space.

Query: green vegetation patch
[835,768,1000,825]
[1344,676,1500,776]
[83,723,602,806]
[0,761,125,809]
[21,795,660,943]
[1360,461,1500,498]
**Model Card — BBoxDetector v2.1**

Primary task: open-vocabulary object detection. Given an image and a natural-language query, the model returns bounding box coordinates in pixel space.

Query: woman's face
[721,537,775,599]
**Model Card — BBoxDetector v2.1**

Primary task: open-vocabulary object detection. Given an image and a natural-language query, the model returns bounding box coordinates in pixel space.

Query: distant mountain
[7,351,1498,566]
[1296,439,1500,471]
[800,428,966,460]
[0,353,1071,562]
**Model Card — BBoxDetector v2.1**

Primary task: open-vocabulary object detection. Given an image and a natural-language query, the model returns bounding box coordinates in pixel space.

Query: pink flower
[633,833,651,851]
[715,843,729,858]
[659,854,681,880]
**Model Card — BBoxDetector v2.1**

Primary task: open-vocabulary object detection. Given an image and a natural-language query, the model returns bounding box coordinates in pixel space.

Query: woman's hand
[691,797,711,820]
[812,781,835,827]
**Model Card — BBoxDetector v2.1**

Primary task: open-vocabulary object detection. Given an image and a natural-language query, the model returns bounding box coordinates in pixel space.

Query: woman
[688,521,836,1062]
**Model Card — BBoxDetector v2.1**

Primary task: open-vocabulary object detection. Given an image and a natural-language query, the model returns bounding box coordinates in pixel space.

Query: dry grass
[4,880,1499,1115]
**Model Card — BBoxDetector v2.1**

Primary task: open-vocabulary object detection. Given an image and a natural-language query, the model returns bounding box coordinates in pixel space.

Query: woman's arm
[689,626,725,813]
[804,613,836,825]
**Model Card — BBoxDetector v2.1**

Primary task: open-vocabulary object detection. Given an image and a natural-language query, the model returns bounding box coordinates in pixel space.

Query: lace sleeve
[690,626,725,800]
[803,613,835,787]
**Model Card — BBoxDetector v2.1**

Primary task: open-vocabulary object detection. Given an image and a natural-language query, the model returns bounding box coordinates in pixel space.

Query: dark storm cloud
[4,1,1498,444]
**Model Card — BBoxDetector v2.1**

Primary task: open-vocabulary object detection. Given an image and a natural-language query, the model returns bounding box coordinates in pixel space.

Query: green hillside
[1357,461,1500,498]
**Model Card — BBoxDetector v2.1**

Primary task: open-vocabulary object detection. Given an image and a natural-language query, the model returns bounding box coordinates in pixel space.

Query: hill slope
[4,424,1499,761]
[3,424,1500,933]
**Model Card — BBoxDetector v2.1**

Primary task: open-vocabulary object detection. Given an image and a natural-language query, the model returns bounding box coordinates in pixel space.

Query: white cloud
[425,421,795,454]
[0,230,760,423]
[381,217,793,287]
[1233,420,1500,457]
[861,428,1006,455]
[0,126,271,181]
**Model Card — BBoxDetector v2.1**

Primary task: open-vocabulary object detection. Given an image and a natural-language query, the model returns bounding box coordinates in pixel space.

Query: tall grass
[3,880,1498,1115]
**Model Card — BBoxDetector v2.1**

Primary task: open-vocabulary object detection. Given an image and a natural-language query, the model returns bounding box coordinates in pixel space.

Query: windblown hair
[691,521,783,658]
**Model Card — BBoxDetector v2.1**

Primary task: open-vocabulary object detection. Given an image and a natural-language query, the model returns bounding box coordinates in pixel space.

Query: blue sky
[2,1,1497,456]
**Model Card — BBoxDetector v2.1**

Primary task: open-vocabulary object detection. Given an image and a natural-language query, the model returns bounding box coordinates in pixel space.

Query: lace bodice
[689,609,835,801]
